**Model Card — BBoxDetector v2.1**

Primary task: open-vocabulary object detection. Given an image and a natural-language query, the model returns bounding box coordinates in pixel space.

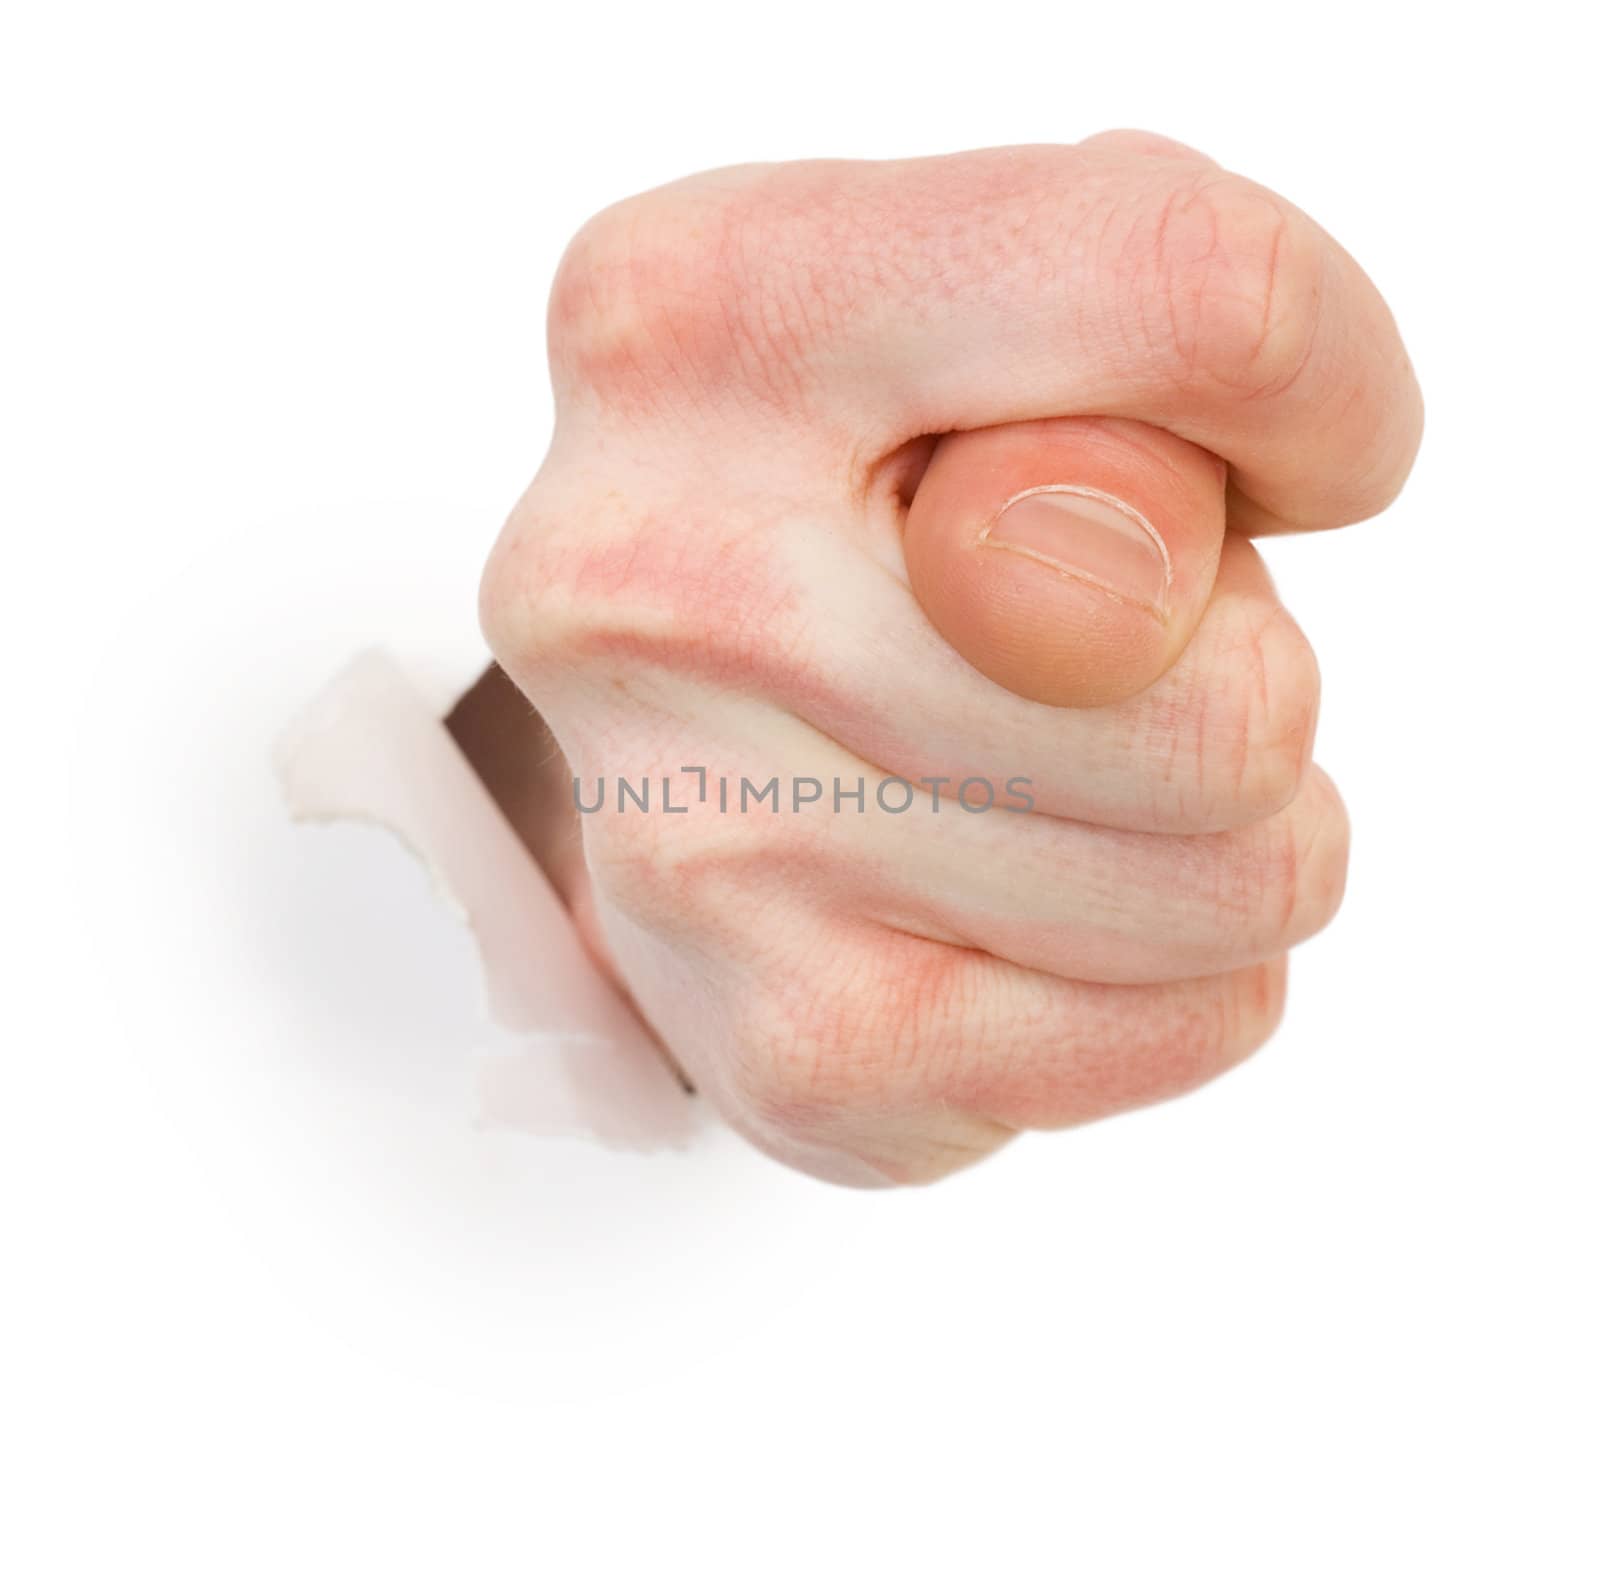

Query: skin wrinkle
[1256,207,1287,373]
[1239,612,1271,803]
[1238,217,1326,408]
[750,199,843,409]
[718,218,803,414]
[1121,172,1316,411]
[1163,180,1230,391]
[1151,178,1201,384]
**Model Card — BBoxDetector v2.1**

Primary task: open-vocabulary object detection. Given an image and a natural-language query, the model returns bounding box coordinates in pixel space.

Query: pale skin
[478,130,1424,1186]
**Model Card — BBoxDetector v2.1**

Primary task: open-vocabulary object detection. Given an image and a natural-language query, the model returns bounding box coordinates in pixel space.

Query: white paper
[275,650,699,1149]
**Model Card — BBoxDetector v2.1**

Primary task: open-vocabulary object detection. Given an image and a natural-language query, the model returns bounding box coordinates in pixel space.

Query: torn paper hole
[275,649,700,1150]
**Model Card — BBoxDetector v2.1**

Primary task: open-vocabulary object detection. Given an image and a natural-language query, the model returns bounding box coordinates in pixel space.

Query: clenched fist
[478,132,1422,1186]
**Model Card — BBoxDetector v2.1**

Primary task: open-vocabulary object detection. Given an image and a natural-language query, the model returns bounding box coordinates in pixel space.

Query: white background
[7,2,1597,1574]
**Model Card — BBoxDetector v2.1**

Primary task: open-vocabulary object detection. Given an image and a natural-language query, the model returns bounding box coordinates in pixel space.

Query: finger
[927,952,1288,1135]
[857,143,1425,532]
[903,414,1226,706]
[851,766,1350,986]
[551,139,1423,533]
[688,918,1288,1185]
[574,714,1348,990]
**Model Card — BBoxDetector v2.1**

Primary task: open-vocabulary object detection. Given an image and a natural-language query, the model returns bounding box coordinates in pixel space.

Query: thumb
[903,416,1228,707]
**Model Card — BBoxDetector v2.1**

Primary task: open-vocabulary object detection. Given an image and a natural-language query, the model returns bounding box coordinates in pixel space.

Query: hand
[480,132,1423,1185]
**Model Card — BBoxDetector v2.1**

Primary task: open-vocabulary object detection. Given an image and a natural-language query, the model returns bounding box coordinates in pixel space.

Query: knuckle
[477,513,549,676]
[1286,769,1351,940]
[1257,814,1306,938]
[1159,597,1321,830]
[581,804,711,929]
[477,491,613,684]
[1160,959,1285,1096]
[723,942,930,1135]
[724,986,998,1187]
[545,171,828,416]
[1090,989,1238,1115]
[583,793,847,951]
[480,482,805,703]
[545,193,711,409]
[1133,172,1324,401]
[1213,601,1322,824]
[723,989,856,1134]
[1220,769,1348,955]
[1140,959,1285,1100]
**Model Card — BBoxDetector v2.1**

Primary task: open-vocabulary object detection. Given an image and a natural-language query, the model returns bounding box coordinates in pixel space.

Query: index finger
[551,138,1423,534]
